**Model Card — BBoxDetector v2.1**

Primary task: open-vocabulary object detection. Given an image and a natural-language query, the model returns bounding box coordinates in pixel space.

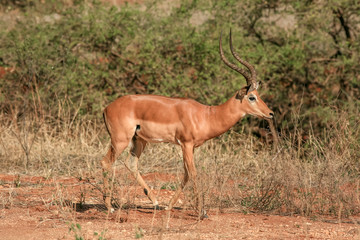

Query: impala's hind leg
[101,141,129,210]
[124,136,159,207]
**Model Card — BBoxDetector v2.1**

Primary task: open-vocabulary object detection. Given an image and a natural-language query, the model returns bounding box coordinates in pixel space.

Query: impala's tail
[103,108,111,137]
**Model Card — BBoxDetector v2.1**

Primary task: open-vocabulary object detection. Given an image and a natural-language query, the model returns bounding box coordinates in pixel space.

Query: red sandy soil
[0,173,359,240]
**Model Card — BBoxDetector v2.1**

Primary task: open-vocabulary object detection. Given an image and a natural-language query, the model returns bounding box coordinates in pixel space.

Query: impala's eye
[248,96,256,102]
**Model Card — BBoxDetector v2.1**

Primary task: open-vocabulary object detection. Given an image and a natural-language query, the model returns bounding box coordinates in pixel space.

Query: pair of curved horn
[219,29,258,91]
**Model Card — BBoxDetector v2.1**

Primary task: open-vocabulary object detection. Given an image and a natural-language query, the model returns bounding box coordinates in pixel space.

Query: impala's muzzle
[261,111,274,119]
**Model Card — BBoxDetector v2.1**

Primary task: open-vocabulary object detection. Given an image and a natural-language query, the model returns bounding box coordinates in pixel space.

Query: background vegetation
[0,0,359,220]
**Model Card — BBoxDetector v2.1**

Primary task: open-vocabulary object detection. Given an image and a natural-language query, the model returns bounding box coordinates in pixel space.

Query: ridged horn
[219,29,259,91]
[219,30,252,84]
[229,29,258,90]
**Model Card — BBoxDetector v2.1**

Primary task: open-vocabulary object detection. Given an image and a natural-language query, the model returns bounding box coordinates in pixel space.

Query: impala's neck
[205,94,246,140]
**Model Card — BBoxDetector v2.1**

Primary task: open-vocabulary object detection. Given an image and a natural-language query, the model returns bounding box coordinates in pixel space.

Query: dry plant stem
[266,118,279,151]
[30,74,44,123]
[165,210,171,229]
[101,165,117,240]
[115,201,123,223]
[1,98,358,222]
[10,119,42,171]
[338,201,343,224]
[150,202,157,232]
[357,180,360,205]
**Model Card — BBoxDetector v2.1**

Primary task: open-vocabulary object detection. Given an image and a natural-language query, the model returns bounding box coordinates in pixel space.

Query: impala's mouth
[261,113,274,119]
[248,112,273,119]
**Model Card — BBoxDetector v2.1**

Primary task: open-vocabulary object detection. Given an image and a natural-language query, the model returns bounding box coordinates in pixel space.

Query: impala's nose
[269,112,274,118]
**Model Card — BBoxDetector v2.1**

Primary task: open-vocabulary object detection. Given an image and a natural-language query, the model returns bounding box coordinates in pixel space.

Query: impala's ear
[236,85,250,102]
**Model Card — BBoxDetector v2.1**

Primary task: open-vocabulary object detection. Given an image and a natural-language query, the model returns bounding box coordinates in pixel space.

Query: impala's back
[104,94,209,145]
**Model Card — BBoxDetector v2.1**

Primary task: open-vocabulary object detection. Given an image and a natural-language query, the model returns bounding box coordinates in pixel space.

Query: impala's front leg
[167,143,204,221]
[166,163,189,211]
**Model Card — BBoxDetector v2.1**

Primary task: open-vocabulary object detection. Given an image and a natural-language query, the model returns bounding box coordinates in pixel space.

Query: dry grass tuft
[0,108,359,220]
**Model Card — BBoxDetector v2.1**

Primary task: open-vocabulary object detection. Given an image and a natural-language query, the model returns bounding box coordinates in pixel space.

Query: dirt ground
[0,174,359,240]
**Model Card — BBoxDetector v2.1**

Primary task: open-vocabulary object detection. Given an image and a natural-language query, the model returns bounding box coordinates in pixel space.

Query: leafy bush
[1,0,359,136]
[0,0,359,219]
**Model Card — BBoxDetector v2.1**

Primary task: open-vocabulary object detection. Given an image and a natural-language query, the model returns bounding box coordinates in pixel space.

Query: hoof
[200,210,208,220]
[201,213,209,220]
[105,207,115,213]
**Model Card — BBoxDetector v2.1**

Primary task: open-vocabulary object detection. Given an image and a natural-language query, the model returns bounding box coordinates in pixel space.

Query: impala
[101,30,274,218]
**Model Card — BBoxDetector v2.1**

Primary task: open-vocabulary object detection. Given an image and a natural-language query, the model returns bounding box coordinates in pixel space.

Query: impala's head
[219,30,274,119]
